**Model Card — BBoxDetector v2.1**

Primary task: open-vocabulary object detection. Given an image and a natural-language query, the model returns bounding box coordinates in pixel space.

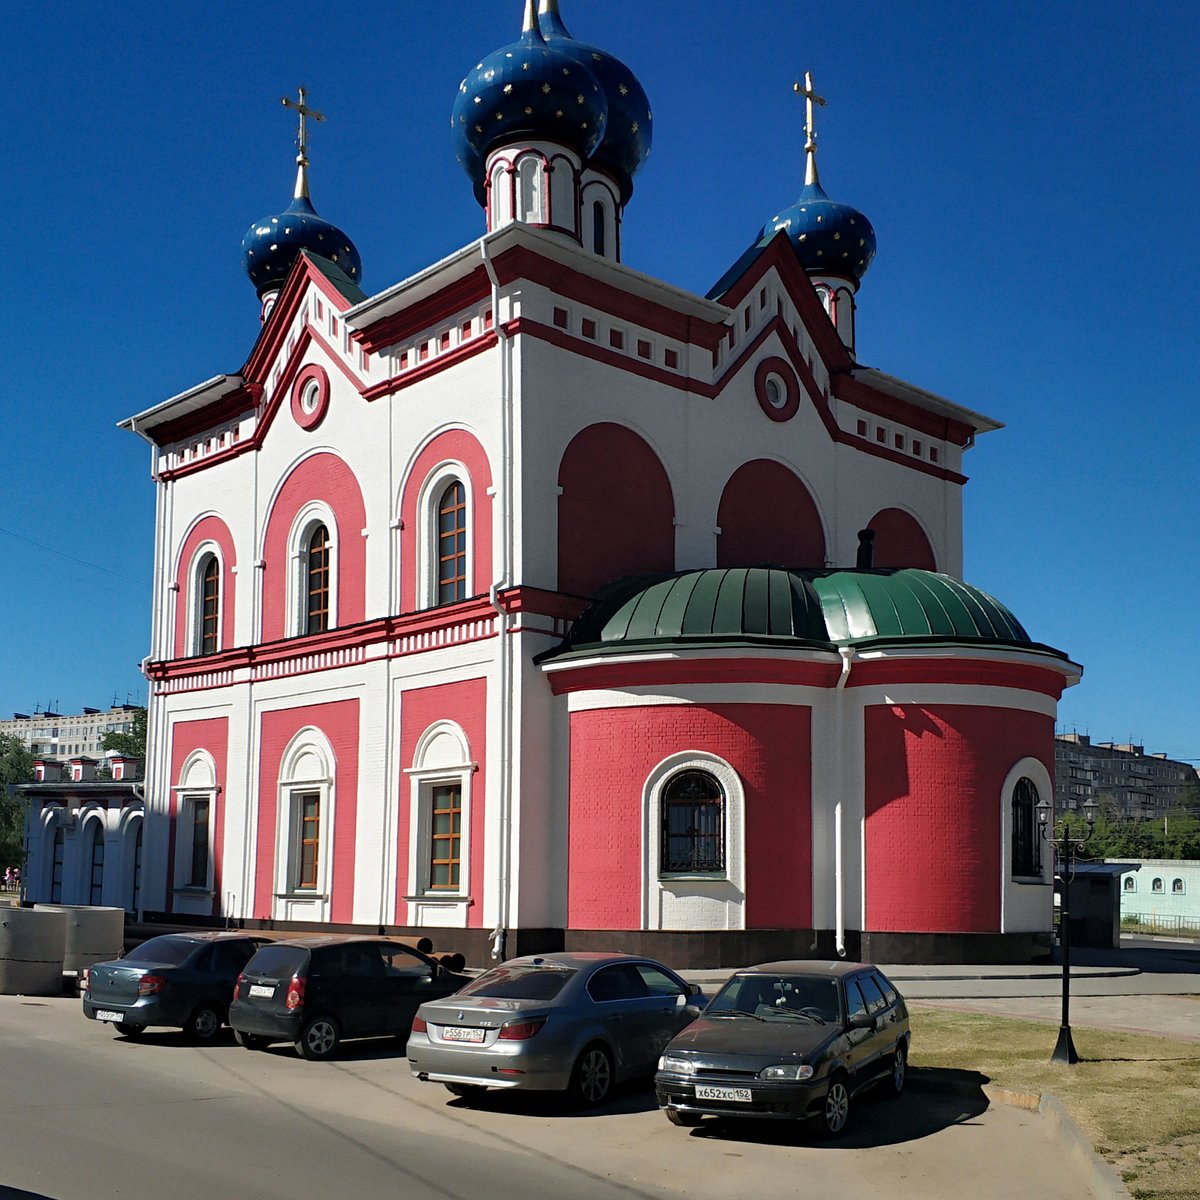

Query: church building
[118,0,1080,964]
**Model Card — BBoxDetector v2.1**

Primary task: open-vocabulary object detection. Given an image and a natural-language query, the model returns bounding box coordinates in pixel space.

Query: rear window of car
[122,936,199,966]
[244,944,310,978]
[457,965,576,1000]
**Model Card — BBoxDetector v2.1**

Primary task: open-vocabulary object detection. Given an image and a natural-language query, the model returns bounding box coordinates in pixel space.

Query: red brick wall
[863,704,1054,932]
[254,700,360,921]
[567,704,811,929]
[167,718,229,917]
[397,679,487,928]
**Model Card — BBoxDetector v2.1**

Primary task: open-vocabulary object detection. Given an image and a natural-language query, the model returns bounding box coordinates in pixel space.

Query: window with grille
[51,827,64,903]
[89,827,105,904]
[1011,777,1042,876]
[131,822,143,913]
[661,770,725,873]
[437,483,467,604]
[298,793,320,889]
[428,785,462,891]
[188,798,210,888]
[199,555,220,655]
[306,525,331,634]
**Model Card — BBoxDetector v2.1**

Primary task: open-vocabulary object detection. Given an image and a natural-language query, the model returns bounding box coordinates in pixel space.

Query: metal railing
[1121,912,1200,935]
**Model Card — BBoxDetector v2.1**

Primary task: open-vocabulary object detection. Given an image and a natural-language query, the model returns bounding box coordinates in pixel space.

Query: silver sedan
[406,952,704,1106]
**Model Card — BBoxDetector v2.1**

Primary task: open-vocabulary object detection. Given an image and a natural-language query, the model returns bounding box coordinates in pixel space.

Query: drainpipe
[481,236,515,960]
[834,646,855,957]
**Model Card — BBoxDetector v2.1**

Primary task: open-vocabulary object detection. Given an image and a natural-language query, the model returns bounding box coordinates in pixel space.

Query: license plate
[95,1010,124,1023]
[442,1026,486,1043]
[249,984,275,998]
[695,1085,753,1102]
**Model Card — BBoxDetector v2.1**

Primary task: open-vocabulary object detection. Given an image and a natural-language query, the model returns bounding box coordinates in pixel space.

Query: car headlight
[759,1063,815,1081]
[658,1054,696,1074]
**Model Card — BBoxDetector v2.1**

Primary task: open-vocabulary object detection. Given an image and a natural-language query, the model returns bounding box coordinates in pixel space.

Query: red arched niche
[261,453,368,642]
[173,515,237,659]
[557,423,675,598]
[717,460,826,568]
[867,508,937,571]
[399,429,494,613]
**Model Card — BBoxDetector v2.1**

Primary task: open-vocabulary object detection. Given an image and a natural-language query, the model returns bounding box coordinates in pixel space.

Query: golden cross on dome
[282,86,325,199]
[793,71,826,186]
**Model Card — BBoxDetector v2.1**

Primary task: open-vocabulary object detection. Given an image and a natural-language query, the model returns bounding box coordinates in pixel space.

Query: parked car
[655,960,909,1136]
[228,935,469,1060]
[407,952,704,1107]
[82,931,270,1041]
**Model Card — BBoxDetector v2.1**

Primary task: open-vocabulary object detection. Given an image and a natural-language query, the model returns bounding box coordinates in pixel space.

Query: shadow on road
[1,1187,60,1199]
[684,1070,991,1149]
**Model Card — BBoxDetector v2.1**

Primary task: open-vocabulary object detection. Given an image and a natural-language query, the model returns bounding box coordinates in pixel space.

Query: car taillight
[285,974,305,1010]
[138,974,166,997]
[81,968,90,992]
[498,1018,546,1041]
[411,1015,427,1034]
[233,972,244,998]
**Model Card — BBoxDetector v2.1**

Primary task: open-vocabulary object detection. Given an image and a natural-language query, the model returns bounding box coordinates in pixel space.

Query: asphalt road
[0,996,1089,1200]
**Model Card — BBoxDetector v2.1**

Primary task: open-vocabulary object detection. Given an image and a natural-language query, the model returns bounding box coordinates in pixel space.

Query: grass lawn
[910,1005,1200,1200]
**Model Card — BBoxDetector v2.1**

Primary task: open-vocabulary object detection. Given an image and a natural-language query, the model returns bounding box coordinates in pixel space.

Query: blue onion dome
[761,178,876,282]
[537,0,653,200]
[241,171,361,299]
[451,2,607,193]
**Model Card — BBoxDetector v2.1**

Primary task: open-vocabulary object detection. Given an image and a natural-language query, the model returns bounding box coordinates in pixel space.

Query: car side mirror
[688,982,703,997]
[849,1012,877,1031]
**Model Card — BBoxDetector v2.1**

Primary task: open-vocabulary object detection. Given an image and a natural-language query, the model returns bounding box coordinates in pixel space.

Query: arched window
[50,826,65,903]
[274,729,335,909]
[1123,875,1136,892]
[88,825,105,905]
[437,482,468,604]
[593,200,606,257]
[305,524,331,634]
[1173,878,1185,895]
[1152,877,1165,893]
[130,821,144,913]
[406,720,475,905]
[661,770,725,874]
[518,157,544,223]
[1011,777,1041,877]
[199,555,220,655]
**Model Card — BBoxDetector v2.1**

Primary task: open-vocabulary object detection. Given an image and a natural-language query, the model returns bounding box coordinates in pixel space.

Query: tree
[0,734,34,869]
[101,707,147,760]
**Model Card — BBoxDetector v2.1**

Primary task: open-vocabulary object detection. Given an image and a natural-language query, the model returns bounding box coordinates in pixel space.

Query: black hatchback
[228,935,470,1060]
[82,931,270,1042]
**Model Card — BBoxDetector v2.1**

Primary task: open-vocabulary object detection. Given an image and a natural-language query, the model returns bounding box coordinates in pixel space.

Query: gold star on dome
[522,62,530,71]
[833,232,840,240]
[562,67,570,75]
[474,96,482,105]
[619,84,629,96]
[576,93,585,104]
[631,121,639,133]
[504,84,513,94]
[495,111,504,120]
[542,83,551,94]
[581,121,589,129]
[475,124,484,132]
[592,52,602,61]
[524,106,534,115]
[555,109,564,118]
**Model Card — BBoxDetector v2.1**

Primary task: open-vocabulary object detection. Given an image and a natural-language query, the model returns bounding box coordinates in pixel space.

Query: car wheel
[115,1022,144,1038]
[296,1015,341,1061]
[665,1108,703,1128]
[234,1030,271,1051]
[444,1083,487,1103]
[887,1041,907,1098]
[569,1044,614,1107]
[184,1004,223,1043]
[815,1073,852,1138]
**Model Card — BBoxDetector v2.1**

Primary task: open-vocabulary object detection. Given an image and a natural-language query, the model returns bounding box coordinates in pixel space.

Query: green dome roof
[544,567,1067,661]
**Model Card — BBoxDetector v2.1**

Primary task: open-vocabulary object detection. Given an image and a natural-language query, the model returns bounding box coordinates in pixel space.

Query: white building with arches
[115,2,1080,964]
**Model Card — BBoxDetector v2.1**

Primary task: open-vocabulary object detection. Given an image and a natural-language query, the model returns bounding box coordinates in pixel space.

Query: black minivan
[229,935,469,1060]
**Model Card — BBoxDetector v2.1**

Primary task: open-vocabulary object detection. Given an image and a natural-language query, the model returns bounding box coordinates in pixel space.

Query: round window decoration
[290,365,330,431]
[754,356,800,423]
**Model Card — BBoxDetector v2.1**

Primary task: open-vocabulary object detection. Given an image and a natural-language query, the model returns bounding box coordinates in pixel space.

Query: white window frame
[516,153,545,224]
[642,751,745,931]
[274,729,335,906]
[186,542,224,657]
[287,501,338,636]
[415,463,473,610]
[173,749,218,895]
[404,721,474,901]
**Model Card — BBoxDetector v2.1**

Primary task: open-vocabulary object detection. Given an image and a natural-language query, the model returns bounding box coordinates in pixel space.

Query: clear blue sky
[1,2,1196,761]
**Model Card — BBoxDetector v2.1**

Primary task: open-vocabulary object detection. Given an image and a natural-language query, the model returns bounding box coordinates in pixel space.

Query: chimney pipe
[856,528,875,570]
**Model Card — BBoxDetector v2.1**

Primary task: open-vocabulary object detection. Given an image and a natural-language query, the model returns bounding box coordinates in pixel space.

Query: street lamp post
[1036,794,1098,1065]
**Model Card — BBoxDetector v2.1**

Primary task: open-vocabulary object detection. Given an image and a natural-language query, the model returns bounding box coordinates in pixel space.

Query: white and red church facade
[116,1,1079,964]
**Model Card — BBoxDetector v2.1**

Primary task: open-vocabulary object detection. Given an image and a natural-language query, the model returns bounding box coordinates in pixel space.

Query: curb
[908,1071,1131,1200]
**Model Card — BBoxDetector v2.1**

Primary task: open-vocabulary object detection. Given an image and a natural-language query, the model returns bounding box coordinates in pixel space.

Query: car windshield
[457,965,576,1001]
[121,936,199,967]
[244,944,310,978]
[707,973,840,1024]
